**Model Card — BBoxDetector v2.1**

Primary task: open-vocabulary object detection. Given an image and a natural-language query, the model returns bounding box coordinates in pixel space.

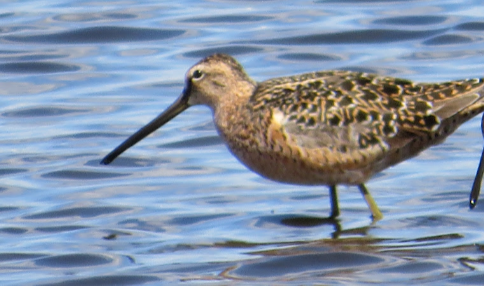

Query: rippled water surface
[2,0,484,285]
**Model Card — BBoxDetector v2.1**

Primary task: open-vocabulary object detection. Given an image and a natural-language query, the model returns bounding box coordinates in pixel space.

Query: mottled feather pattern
[251,71,484,155]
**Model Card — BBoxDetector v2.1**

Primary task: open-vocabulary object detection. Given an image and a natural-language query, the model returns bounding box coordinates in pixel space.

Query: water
[2,0,484,285]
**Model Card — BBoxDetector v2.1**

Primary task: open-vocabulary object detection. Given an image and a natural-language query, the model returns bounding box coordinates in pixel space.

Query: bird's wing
[253,71,401,152]
[249,71,484,175]
[253,71,484,160]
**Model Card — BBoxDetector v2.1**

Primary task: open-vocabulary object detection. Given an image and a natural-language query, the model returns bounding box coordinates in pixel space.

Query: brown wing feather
[253,71,484,156]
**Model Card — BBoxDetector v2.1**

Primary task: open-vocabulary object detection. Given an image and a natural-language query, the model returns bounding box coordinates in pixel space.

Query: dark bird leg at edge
[470,114,484,209]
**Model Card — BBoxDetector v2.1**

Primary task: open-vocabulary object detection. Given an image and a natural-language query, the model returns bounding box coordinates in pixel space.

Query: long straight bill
[100,94,189,165]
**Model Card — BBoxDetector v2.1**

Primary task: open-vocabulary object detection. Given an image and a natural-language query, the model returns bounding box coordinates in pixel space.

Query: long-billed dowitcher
[101,54,484,220]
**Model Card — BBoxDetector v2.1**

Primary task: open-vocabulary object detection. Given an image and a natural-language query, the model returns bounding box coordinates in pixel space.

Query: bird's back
[231,71,484,185]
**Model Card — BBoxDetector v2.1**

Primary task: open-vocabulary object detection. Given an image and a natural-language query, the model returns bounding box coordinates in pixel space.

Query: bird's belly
[228,147,370,186]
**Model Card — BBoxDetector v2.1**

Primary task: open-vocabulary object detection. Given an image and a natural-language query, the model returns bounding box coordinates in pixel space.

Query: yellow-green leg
[329,185,340,218]
[358,184,383,220]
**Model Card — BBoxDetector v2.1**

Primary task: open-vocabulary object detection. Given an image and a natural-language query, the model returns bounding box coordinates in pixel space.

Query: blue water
[2,0,484,285]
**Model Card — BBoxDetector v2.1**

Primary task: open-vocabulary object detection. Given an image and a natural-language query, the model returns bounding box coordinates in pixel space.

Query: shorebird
[101,53,484,220]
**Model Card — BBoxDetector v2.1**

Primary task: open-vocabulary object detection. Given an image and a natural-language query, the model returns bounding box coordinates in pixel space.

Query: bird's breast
[214,107,373,186]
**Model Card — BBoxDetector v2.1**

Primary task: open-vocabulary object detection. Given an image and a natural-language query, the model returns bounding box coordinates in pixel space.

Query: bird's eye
[192,70,203,80]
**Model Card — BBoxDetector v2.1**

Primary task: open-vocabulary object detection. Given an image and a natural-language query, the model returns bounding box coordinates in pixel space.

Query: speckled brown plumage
[101,53,484,220]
